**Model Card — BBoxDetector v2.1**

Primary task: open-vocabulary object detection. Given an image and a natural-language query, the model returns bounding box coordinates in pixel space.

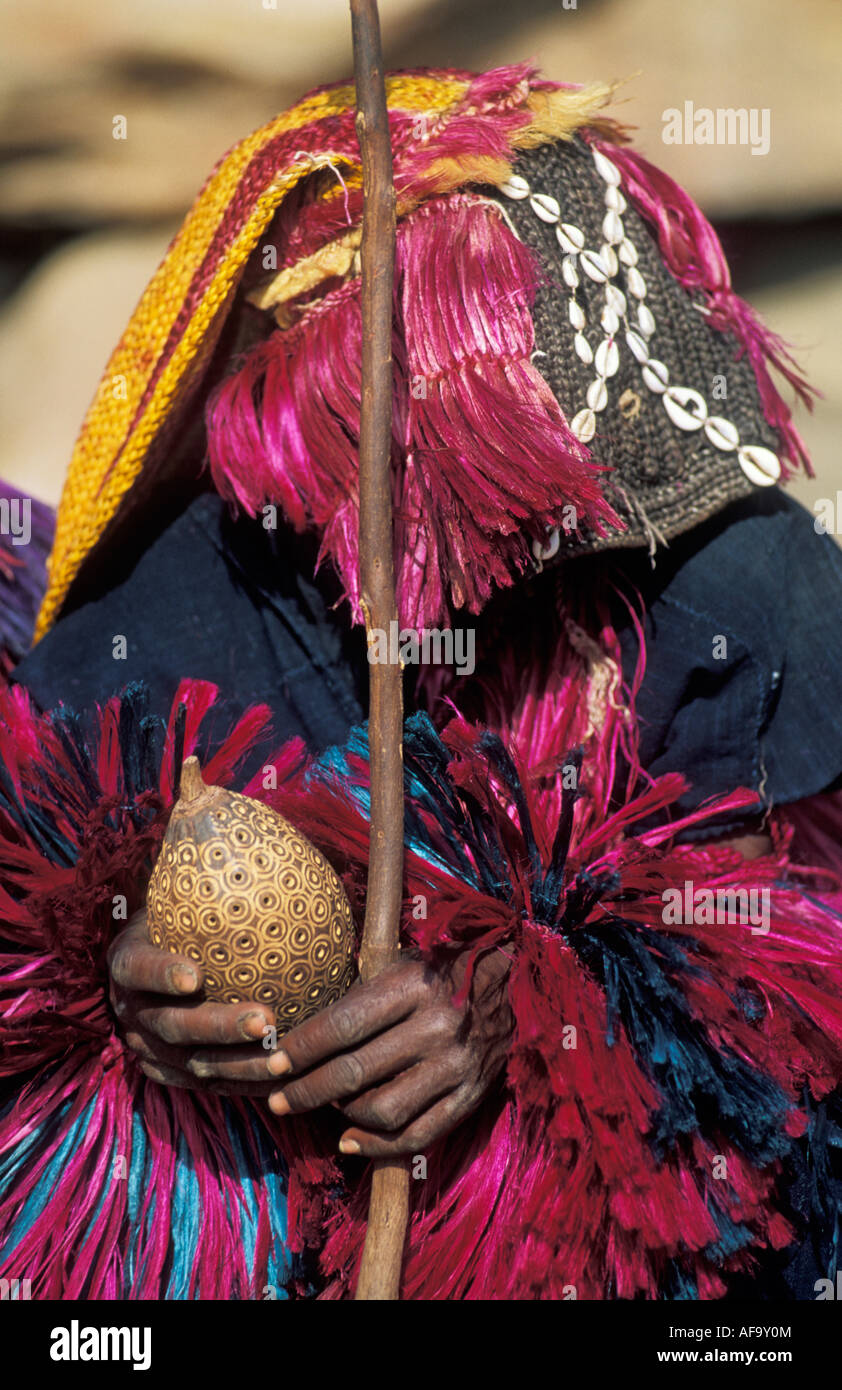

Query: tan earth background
[1,0,840,533]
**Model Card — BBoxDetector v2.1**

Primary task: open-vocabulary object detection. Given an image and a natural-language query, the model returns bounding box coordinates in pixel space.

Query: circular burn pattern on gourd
[147,758,356,1029]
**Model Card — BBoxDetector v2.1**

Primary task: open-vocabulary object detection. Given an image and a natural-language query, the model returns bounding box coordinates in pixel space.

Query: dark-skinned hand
[108,909,514,1156]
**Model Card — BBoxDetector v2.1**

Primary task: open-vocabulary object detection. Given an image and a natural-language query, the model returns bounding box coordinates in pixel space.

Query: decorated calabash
[146,757,357,1030]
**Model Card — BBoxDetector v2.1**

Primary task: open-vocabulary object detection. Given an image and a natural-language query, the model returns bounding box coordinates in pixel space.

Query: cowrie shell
[738,445,781,486]
[562,255,580,289]
[626,267,647,299]
[569,299,586,331]
[602,210,624,244]
[600,244,619,277]
[532,528,561,562]
[663,385,707,431]
[571,407,596,442]
[587,377,609,412]
[637,304,656,337]
[574,332,593,365]
[605,284,627,315]
[593,148,622,185]
[499,174,530,199]
[625,329,649,364]
[704,416,740,452]
[595,338,619,379]
[618,238,638,267]
[556,222,585,254]
[580,249,610,283]
[641,359,669,394]
[601,306,620,336]
[530,192,560,223]
[604,186,626,213]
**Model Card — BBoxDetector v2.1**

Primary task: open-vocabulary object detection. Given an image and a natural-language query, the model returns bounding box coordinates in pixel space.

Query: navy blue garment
[14,492,368,765]
[13,486,842,836]
[600,487,842,834]
[454,485,842,837]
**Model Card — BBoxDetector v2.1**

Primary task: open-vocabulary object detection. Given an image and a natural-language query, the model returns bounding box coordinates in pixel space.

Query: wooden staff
[349,0,410,1301]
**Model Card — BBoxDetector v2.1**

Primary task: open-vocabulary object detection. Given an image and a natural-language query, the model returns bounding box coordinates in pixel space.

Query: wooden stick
[349,0,410,1301]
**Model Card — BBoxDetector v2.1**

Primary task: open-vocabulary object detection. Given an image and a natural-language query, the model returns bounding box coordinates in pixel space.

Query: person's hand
[107,909,277,1095]
[264,948,514,1157]
[109,910,515,1149]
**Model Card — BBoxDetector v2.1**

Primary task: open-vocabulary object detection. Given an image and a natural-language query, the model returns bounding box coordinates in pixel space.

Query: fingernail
[267,1049,292,1076]
[268,1091,290,1116]
[240,1011,266,1039]
[171,966,198,994]
[339,1139,361,1155]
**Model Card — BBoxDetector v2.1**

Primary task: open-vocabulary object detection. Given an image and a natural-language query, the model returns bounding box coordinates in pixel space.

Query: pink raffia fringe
[0,679,344,1299]
[207,192,617,630]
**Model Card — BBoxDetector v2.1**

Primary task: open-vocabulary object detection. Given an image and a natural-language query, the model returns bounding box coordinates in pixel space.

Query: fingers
[186,1044,274,1083]
[339,1086,476,1158]
[123,1017,273,1082]
[122,1026,192,1071]
[334,1054,461,1130]
[138,1059,274,1098]
[268,962,425,1077]
[108,911,202,997]
[268,1012,454,1115]
[138,1060,195,1090]
[123,1023,275,1096]
[133,996,275,1047]
[109,912,275,1047]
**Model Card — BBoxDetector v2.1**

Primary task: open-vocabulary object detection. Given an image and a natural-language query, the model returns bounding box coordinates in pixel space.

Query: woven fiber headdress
[35,64,812,640]
[34,65,615,640]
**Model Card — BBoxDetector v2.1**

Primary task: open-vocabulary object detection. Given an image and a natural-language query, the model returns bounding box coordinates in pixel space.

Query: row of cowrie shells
[617,353,781,485]
[570,201,648,446]
[588,144,781,487]
[571,264,652,445]
[500,154,782,524]
[502,168,666,449]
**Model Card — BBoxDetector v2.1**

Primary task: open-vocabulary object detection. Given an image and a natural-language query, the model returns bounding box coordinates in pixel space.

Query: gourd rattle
[146,756,356,1030]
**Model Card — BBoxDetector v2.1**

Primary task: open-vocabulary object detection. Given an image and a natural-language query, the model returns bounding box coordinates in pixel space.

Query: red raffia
[268,621,842,1300]
[4,619,842,1298]
[0,679,340,1299]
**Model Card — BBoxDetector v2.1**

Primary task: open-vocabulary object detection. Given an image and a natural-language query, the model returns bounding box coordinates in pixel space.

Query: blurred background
[1,0,840,523]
